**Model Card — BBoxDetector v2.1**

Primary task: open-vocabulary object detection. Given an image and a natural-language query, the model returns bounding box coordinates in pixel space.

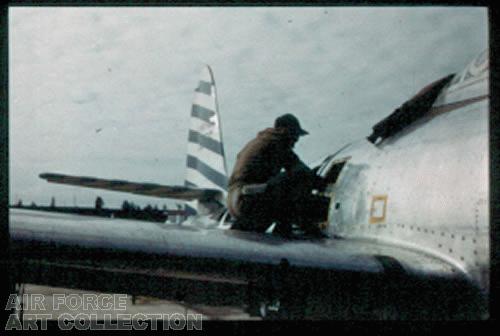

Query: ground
[18,284,259,321]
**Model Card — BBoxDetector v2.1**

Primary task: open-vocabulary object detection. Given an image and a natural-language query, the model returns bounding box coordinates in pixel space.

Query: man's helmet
[274,113,309,137]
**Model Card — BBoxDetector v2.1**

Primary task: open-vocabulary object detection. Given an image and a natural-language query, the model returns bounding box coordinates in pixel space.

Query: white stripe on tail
[184,65,228,216]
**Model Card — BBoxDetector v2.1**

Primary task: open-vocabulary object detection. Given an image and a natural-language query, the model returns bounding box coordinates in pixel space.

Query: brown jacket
[227,127,302,216]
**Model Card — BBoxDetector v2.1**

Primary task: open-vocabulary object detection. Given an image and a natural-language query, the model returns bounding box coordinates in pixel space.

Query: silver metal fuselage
[318,52,489,294]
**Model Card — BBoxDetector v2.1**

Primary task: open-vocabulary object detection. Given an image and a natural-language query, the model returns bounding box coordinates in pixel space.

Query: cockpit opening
[306,156,352,230]
[316,156,351,185]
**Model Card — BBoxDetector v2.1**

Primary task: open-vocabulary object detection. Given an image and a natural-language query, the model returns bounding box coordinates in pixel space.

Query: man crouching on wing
[227,113,328,238]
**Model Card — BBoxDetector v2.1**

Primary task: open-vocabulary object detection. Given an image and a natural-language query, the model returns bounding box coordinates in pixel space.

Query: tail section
[185,65,228,216]
[39,65,229,222]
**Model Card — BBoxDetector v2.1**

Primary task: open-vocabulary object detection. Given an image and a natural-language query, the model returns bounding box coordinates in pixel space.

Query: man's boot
[272,221,293,238]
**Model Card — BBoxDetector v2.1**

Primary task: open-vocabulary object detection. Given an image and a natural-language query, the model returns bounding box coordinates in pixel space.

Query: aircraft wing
[39,173,222,201]
[9,208,484,319]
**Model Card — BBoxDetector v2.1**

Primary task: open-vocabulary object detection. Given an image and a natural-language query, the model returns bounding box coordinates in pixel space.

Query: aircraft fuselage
[316,51,489,295]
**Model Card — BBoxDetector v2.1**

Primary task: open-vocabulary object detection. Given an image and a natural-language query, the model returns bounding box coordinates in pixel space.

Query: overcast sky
[9,6,488,209]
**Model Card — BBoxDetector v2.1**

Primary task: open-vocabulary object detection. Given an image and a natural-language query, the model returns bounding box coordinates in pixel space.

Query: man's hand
[313,175,328,191]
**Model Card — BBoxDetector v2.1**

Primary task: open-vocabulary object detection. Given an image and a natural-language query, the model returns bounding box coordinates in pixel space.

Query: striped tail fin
[184,65,228,216]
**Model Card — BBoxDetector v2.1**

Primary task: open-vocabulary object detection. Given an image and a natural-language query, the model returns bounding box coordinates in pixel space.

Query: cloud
[9,7,488,208]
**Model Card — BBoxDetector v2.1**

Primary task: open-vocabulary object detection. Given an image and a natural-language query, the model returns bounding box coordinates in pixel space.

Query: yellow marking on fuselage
[369,195,388,224]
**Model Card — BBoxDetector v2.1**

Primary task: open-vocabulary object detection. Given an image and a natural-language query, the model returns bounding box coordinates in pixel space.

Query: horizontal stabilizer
[39,173,223,201]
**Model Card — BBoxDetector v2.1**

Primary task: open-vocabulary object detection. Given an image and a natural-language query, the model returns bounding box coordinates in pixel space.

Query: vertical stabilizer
[184,65,228,215]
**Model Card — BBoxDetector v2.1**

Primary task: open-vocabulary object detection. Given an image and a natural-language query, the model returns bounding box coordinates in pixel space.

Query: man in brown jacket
[227,114,327,237]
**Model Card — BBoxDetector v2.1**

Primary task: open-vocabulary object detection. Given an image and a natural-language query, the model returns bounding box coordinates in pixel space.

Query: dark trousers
[231,165,328,233]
